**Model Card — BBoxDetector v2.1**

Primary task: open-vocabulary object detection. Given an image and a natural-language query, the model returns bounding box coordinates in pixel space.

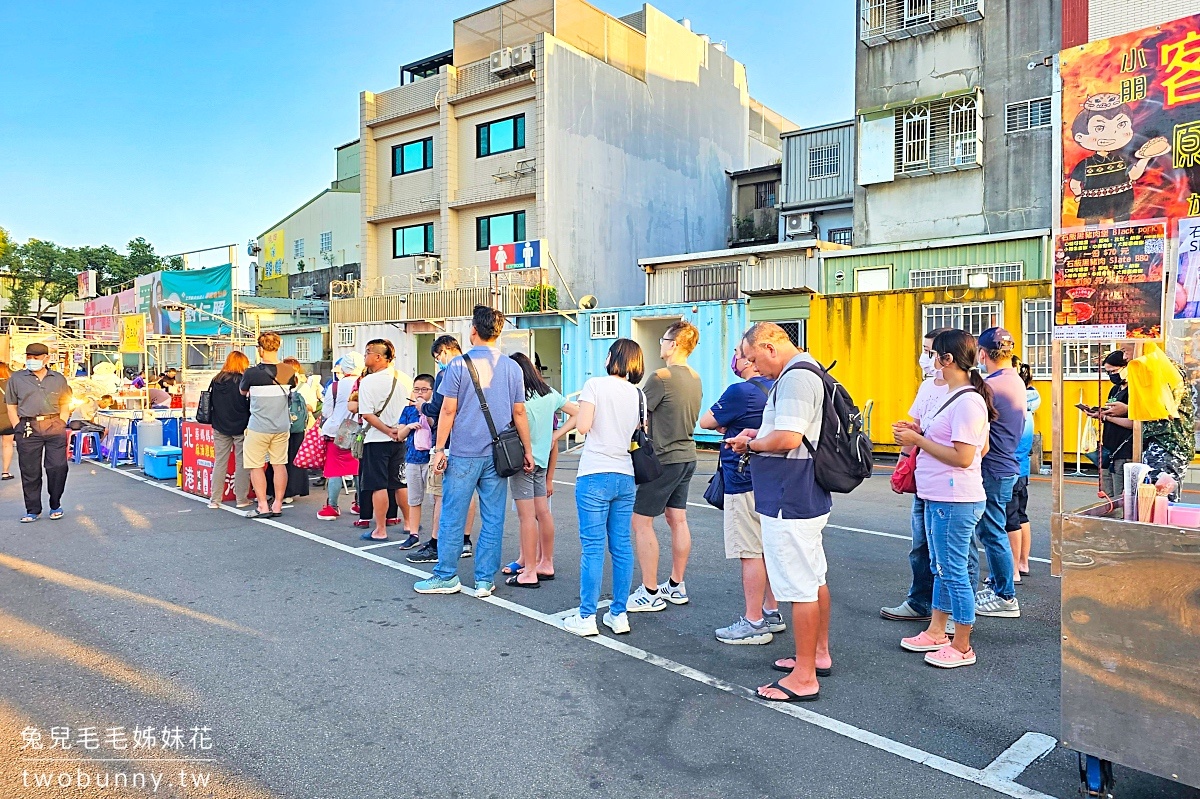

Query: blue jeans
[576,472,636,618]
[972,474,1017,600]
[906,497,933,616]
[432,456,508,584]
[925,500,986,626]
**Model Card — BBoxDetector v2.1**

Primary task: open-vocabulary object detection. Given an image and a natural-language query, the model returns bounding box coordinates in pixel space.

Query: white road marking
[983,733,1058,782]
[109,466,1058,799]
[358,539,412,551]
[553,480,1052,566]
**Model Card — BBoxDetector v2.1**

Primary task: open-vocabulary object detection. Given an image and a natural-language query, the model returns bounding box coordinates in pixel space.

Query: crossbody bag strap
[462,354,500,441]
[376,374,398,417]
[748,377,771,397]
[638,389,648,433]
[921,387,977,434]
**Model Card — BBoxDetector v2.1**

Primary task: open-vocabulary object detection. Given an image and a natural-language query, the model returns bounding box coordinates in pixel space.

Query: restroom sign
[489,239,543,272]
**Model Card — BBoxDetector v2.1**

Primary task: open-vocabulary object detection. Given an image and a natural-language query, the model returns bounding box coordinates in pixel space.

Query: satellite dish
[579,295,597,310]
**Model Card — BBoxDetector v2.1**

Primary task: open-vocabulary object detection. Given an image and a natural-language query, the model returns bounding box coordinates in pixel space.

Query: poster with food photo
[1053,221,1166,340]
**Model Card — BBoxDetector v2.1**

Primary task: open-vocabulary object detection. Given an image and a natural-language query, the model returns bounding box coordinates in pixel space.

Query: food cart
[1053,15,1200,795]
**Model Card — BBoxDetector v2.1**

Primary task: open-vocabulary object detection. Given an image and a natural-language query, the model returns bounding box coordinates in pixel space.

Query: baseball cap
[977,327,1014,351]
[25,343,49,356]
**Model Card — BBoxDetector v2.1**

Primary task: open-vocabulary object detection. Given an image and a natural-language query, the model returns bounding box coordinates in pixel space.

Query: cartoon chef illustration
[1067,92,1172,225]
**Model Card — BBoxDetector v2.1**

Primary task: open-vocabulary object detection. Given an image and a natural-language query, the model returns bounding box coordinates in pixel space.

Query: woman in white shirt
[556,339,644,637]
[316,353,363,520]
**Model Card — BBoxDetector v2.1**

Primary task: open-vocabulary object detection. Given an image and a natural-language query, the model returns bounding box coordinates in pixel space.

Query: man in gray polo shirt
[6,343,73,522]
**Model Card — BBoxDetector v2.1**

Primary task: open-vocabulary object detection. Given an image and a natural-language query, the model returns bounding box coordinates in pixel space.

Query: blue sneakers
[414,575,461,595]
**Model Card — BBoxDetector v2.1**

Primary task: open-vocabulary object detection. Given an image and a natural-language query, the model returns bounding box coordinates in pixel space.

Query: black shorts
[634,461,697,517]
[1005,476,1029,532]
[359,441,405,493]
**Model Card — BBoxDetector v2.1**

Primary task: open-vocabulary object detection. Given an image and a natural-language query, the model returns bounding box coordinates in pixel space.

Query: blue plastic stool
[108,435,137,468]
[71,430,103,464]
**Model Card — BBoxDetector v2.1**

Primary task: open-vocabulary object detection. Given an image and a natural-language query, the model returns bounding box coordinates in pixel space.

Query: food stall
[1053,17,1200,796]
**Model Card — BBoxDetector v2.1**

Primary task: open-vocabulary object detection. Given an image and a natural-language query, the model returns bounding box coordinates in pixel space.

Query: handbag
[196,388,212,424]
[630,389,664,485]
[703,467,725,510]
[293,423,327,470]
[890,387,977,495]
[351,373,398,461]
[328,380,360,451]
[463,354,524,478]
[288,388,309,434]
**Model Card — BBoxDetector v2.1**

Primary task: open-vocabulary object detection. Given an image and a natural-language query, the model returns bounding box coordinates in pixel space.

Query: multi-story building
[781,120,856,247]
[255,140,362,299]
[853,0,1058,245]
[334,0,790,383]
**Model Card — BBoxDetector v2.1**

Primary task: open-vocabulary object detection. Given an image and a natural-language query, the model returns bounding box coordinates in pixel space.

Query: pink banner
[84,288,136,333]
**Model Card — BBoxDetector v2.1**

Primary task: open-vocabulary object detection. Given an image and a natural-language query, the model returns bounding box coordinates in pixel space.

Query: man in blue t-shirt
[414,306,533,597]
[700,343,779,645]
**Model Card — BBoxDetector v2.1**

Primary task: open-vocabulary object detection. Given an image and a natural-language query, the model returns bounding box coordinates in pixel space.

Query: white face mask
[26,359,43,371]
[918,352,935,377]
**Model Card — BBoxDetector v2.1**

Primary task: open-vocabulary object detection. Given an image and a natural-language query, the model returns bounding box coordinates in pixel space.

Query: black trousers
[15,418,69,515]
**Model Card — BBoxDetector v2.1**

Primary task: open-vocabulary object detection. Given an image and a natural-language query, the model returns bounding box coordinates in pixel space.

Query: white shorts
[723,491,763,559]
[760,512,830,603]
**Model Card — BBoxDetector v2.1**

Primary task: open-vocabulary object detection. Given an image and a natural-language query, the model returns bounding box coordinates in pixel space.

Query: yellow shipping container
[805,281,1106,459]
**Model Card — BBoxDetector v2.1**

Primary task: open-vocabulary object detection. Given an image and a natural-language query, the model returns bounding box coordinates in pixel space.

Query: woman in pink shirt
[892,329,997,669]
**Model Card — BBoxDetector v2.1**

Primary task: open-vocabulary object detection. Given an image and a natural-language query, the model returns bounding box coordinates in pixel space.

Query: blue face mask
[436,359,447,372]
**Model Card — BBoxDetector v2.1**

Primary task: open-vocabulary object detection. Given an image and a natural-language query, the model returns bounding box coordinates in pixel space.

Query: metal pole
[1051,339,1063,577]
[179,309,187,400]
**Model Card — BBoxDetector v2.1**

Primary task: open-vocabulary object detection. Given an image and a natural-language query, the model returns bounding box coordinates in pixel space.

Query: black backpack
[781,360,874,494]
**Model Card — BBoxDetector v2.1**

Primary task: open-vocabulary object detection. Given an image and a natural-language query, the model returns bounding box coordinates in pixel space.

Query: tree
[75,244,128,294]
[6,239,79,318]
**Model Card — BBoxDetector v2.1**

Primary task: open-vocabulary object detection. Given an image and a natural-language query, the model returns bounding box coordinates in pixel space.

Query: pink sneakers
[900,631,950,652]
[317,505,340,521]
[924,645,977,669]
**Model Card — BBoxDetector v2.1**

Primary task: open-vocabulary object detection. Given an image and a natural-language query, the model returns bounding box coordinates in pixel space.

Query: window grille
[336,326,356,347]
[590,312,618,339]
[909,262,1024,288]
[808,144,840,180]
[1005,97,1052,133]
[922,302,1002,337]
[293,239,305,259]
[295,338,311,361]
[895,94,981,175]
[683,263,741,303]
[1023,299,1103,379]
[860,0,981,44]
[753,181,776,210]
[828,228,853,246]
[777,321,806,349]
[320,231,332,253]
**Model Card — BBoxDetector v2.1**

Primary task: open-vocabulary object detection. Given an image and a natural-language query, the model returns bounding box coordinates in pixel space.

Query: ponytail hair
[932,329,999,422]
[1017,361,1034,388]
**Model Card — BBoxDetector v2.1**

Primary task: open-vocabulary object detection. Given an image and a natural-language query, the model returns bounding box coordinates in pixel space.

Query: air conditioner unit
[785,213,813,238]
[510,44,534,70]
[490,48,513,75]
[414,255,441,282]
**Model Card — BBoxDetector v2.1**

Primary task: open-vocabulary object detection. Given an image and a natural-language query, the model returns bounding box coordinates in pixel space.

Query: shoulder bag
[463,354,524,478]
[704,378,771,509]
[196,380,213,425]
[890,387,977,495]
[351,373,398,460]
[330,379,360,451]
[630,389,664,485]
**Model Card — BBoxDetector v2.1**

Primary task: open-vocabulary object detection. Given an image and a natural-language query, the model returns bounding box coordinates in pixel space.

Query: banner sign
[83,288,136,334]
[180,422,235,501]
[1060,14,1200,228]
[261,230,286,278]
[1053,221,1167,340]
[77,270,97,299]
[489,239,542,272]
[137,264,234,335]
[118,313,146,354]
[1176,217,1200,317]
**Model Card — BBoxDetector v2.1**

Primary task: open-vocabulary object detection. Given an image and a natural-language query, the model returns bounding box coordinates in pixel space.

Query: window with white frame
[293,238,305,259]
[895,94,981,175]
[1023,299,1104,379]
[320,231,332,253]
[336,326,355,347]
[590,312,618,339]
[808,144,841,180]
[1005,97,1052,133]
[295,338,311,361]
[909,262,1025,288]
[777,321,807,349]
[923,302,1002,337]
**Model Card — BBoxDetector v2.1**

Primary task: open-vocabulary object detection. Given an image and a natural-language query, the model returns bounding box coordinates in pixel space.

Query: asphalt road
[0,453,1196,799]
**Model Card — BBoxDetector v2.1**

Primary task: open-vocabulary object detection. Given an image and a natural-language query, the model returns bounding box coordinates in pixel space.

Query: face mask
[977,360,988,376]
[1108,371,1123,385]
[730,354,741,375]
[26,359,43,371]
[436,359,447,372]
[918,352,935,377]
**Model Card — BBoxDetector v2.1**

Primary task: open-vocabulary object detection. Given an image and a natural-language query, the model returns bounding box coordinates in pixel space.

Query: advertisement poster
[77,270,97,299]
[261,229,285,279]
[118,313,146,354]
[1053,221,1167,340]
[1176,217,1200,317]
[180,421,235,501]
[137,264,234,335]
[1060,13,1200,228]
[83,287,137,334]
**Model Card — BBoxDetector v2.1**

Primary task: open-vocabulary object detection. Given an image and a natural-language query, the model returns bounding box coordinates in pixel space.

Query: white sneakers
[603,611,630,634]
[627,580,689,613]
[561,610,631,636]
[658,580,689,605]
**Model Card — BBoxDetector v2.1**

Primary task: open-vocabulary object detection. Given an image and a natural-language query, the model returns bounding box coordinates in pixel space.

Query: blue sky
[0,1,854,262]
